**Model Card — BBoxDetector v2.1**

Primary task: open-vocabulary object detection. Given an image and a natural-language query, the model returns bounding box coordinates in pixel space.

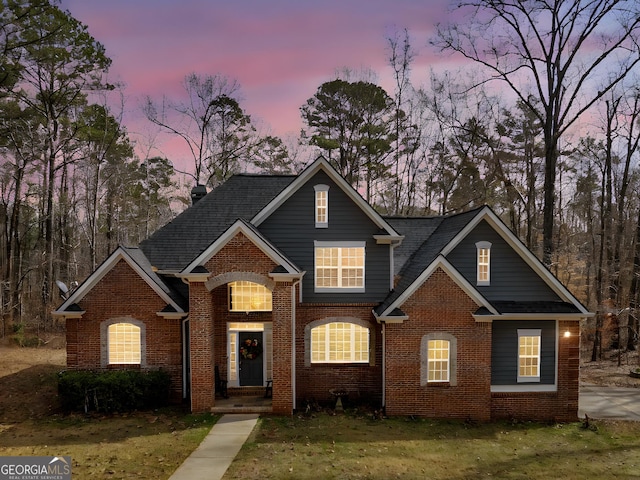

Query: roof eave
[54,246,185,315]
[51,310,85,319]
[269,271,306,282]
[379,255,497,318]
[156,311,189,319]
[472,312,594,322]
[373,234,404,245]
[441,206,590,315]
[181,219,301,275]
[177,272,211,283]
[373,310,408,324]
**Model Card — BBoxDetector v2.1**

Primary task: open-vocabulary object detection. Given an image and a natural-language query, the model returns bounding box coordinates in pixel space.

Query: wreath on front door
[240,338,262,360]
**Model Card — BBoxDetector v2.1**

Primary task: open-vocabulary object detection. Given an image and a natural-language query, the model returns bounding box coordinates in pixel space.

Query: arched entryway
[206,273,275,410]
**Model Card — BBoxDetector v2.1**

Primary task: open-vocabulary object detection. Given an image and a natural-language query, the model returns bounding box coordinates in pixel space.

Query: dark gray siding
[491,320,556,385]
[258,170,391,303]
[447,220,561,302]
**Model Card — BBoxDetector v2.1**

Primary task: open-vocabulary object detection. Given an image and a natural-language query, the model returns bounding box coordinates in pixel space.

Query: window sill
[491,384,557,393]
[314,288,366,294]
[310,362,370,366]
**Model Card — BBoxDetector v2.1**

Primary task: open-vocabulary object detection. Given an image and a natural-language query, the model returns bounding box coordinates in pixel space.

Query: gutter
[381,322,386,412]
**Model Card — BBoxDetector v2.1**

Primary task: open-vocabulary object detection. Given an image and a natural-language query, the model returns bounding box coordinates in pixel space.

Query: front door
[238,332,264,386]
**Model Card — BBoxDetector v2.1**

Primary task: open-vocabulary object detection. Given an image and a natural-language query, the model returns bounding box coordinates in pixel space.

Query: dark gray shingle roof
[139,174,295,271]
[376,207,485,316]
[384,217,443,275]
[123,246,188,310]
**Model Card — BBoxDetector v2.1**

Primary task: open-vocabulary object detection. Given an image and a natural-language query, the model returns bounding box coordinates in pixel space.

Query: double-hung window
[476,241,492,285]
[421,333,457,386]
[517,329,541,382]
[427,339,450,382]
[314,241,365,292]
[314,184,329,228]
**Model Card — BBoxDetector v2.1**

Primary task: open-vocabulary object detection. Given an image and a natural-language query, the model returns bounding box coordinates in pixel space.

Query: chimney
[190,184,207,205]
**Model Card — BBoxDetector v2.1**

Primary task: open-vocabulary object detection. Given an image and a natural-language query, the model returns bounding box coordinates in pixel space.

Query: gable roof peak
[251,155,400,237]
[53,245,185,315]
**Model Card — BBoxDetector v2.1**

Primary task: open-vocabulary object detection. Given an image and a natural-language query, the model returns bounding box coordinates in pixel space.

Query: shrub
[11,323,43,347]
[58,369,171,413]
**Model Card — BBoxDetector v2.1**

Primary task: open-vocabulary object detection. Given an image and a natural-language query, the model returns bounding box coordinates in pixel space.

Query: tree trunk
[542,130,557,267]
[628,207,640,351]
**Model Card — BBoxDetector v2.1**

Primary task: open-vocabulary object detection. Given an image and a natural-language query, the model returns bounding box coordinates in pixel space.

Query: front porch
[211,394,273,414]
[212,380,274,414]
[188,270,296,415]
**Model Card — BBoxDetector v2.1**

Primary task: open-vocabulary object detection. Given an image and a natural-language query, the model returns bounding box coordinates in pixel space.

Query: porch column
[272,281,293,415]
[189,280,214,413]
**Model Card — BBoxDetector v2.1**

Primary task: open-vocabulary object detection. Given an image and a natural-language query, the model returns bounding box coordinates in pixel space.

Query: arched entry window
[228,281,272,312]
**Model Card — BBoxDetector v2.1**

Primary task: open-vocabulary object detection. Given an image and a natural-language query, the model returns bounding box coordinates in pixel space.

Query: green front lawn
[224,413,640,479]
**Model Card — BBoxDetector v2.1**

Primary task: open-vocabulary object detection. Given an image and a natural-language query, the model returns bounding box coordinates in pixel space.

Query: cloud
[59,0,452,165]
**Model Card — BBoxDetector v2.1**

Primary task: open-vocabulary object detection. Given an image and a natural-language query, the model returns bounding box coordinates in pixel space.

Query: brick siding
[385,268,492,421]
[385,268,580,422]
[67,238,580,421]
[65,259,183,403]
[295,304,382,408]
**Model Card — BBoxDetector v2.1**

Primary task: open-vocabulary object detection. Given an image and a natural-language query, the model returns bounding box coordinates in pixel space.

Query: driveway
[579,385,640,421]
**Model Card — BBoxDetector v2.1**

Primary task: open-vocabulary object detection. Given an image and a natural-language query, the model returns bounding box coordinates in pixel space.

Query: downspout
[383,240,400,412]
[291,279,301,412]
[381,322,386,411]
[182,317,189,400]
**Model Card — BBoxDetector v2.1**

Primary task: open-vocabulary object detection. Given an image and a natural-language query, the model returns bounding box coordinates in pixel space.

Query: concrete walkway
[579,385,640,421]
[168,413,259,480]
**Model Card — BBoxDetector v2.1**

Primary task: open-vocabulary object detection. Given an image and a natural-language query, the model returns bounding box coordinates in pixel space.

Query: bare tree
[434,0,640,266]
[386,27,422,215]
[143,73,260,186]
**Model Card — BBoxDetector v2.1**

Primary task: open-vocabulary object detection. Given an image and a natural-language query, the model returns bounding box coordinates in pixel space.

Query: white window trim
[314,241,365,293]
[517,328,541,383]
[226,322,272,387]
[427,339,450,382]
[476,241,492,286]
[309,321,370,364]
[314,184,329,228]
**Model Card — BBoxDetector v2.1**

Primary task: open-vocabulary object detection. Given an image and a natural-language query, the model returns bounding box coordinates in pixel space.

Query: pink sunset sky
[58,0,458,166]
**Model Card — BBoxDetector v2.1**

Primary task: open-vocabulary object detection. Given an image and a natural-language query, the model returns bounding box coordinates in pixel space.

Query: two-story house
[54,157,592,421]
